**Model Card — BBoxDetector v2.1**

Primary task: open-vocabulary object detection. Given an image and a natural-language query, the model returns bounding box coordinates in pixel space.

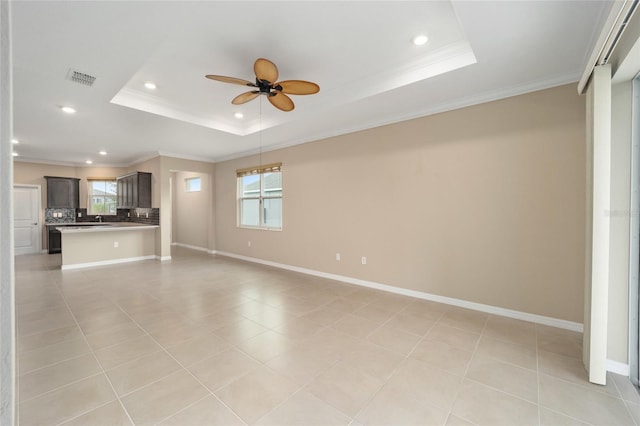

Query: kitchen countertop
[55,222,158,233]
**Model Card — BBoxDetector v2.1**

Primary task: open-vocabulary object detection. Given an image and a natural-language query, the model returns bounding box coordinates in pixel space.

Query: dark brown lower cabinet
[48,227,61,254]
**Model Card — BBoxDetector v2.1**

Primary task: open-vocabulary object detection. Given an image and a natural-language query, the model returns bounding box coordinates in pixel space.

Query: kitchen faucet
[95,215,102,223]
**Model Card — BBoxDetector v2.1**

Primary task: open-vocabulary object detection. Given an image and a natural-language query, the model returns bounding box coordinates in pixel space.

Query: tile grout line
[54,399,124,426]
[106,296,249,426]
[48,276,137,426]
[444,313,491,426]
[226,293,400,424]
[537,370,631,401]
[17,349,91,377]
[149,393,215,425]
[224,319,351,424]
[349,306,448,422]
[18,371,105,406]
[611,374,640,426]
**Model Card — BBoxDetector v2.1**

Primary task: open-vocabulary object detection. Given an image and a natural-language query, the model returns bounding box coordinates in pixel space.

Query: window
[88,179,117,215]
[185,176,201,192]
[237,163,282,229]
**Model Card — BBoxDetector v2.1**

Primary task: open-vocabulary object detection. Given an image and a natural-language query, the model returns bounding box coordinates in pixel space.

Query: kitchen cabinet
[47,225,61,254]
[116,171,151,208]
[45,176,80,208]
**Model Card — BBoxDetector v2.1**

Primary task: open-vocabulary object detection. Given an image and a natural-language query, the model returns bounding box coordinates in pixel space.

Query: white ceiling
[11,1,612,167]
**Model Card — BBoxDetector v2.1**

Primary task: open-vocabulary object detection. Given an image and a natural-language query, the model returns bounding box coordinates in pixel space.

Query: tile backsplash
[116,208,159,225]
[75,208,118,223]
[46,207,159,226]
[45,208,76,223]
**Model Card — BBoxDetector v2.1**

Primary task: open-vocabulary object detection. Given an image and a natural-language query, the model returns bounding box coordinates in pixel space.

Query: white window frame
[237,163,282,231]
[185,176,201,192]
[87,179,117,215]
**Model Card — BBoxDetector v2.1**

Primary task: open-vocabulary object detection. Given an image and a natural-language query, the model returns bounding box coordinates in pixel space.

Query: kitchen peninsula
[57,222,158,270]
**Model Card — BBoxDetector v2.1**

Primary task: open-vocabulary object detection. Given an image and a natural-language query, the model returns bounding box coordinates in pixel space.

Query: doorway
[170,170,213,255]
[13,185,41,255]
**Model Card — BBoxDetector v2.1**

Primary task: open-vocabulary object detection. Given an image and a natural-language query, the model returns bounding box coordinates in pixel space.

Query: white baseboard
[214,251,584,333]
[607,359,630,376]
[157,255,172,261]
[61,255,157,271]
[171,242,210,253]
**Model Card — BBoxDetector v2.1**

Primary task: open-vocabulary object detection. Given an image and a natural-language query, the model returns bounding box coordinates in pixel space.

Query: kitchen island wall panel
[60,225,157,270]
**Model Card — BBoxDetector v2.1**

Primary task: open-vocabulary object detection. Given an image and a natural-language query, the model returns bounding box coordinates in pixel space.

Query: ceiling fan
[206,58,319,112]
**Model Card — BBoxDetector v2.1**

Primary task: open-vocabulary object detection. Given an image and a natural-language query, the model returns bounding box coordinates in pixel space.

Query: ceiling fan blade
[206,75,256,87]
[277,80,320,95]
[268,92,294,112]
[254,58,278,83]
[232,91,260,105]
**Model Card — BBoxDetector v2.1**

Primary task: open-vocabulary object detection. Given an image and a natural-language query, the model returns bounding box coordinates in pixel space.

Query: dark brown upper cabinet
[116,171,152,209]
[44,176,80,209]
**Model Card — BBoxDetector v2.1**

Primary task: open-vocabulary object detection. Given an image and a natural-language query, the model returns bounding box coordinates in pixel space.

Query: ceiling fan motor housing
[257,79,273,94]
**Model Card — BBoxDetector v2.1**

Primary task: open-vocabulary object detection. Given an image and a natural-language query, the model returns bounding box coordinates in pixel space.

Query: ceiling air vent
[66,69,96,87]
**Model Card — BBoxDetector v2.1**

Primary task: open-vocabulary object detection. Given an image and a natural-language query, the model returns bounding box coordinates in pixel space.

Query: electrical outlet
[114,241,119,248]
[248,241,251,247]
[336,253,341,261]
[361,256,367,265]
[78,212,82,218]
[127,212,130,217]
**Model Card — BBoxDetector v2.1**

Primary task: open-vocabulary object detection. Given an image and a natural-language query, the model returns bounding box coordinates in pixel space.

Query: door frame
[13,184,42,255]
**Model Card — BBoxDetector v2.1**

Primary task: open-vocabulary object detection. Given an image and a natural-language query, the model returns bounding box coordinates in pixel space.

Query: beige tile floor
[14,247,640,425]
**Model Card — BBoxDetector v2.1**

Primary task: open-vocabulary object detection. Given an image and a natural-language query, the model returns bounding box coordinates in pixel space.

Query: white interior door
[14,185,41,255]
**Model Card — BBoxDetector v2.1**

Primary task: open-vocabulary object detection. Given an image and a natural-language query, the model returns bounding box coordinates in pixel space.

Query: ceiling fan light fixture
[413,35,429,46]
[206,58,319,112]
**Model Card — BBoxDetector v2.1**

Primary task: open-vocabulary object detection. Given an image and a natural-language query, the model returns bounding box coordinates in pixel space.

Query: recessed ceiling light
[234,112,244,119]
[144,82,157,90]
[85,160,93,164]
[12,152,18,157]
[99,150,107,155]
[61,106,77,114]
[413,35,428,46]
[11,139,19,144]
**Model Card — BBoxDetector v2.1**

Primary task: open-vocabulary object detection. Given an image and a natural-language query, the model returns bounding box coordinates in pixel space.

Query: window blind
[236,162,282,177]
[86,177,116,181]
